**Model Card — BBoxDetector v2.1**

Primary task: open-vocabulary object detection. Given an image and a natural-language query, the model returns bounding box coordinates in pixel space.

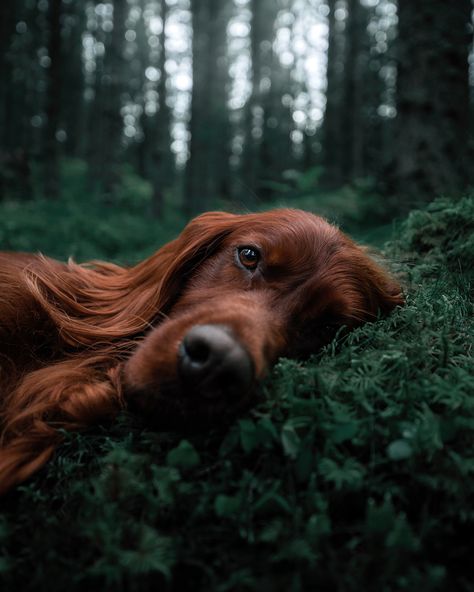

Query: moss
[0,192,473,592]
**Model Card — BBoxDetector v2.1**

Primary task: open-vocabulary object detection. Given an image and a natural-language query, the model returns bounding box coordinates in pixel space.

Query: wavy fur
[0,209,403,494]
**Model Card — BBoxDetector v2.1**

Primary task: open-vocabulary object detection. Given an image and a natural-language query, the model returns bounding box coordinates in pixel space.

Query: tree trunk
[100,0,127,201]
[342,0,369,181]
[240,0,278,201]
[62,3,86,157]
[185,0,232,216]
[150,0,173,219]
[43,0,62,199]
[0,0,16,155]
[185,0,212,216]
[386,0,472,205]
[321,0,345,187]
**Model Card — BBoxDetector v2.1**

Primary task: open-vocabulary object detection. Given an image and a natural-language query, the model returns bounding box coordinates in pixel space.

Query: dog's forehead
[229,209,342,256]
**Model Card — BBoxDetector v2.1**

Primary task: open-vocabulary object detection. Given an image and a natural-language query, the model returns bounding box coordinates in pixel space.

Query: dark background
[1,0,473,250]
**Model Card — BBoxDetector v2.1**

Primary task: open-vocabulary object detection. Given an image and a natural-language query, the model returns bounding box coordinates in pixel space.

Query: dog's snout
[178,325,254,398]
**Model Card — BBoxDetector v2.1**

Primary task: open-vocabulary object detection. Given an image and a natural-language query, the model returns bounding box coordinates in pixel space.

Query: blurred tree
[0,0,18,157]
[259,62,294,198]
[140,0,174,218]
[208,1,233,204]
[185,0,232,215]
[240,0,278,201]
[341,0,369,181]
[61,3,86,157]
[99,0,127,201]
[86,4,107,192]
[322,0,375,186]
[0,1,43,200]
[321,0,345,187]
[43,0,62,199]
[386,0,472,205]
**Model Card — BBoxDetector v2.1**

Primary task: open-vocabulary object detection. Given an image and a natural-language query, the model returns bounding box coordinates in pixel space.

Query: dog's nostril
[182,334,211,366]
[178,324,254,398]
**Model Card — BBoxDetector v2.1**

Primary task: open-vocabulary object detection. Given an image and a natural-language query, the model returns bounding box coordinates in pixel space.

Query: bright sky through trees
[80,0,398,166]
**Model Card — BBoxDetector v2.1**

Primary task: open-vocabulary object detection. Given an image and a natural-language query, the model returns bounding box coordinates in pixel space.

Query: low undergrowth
[0,196,473,591]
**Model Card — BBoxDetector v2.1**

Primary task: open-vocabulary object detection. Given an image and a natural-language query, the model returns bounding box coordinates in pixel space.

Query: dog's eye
[237,246,260,270]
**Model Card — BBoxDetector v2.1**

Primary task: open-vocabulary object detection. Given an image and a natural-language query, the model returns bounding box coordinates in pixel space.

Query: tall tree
[340,0,370,181]
[321,0,345,187]
[0,0,17,156]
[100,0,127,200]
[61,3,86,157]
[185,0,213,215]
[322,0,373,186]
[386,0,472,204]
[140,0,173,218]
[185,0,232,216]
[43,0,62,199]
[240,0,278,200]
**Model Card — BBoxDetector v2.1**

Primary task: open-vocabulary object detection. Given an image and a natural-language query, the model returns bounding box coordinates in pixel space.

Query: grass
[0,159,185,262]
[0,169,473,591]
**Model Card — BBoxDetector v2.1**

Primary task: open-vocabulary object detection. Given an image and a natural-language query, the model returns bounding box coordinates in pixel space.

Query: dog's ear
[317,238,403,327]
[342,245,404,323]
[154,211,240,312]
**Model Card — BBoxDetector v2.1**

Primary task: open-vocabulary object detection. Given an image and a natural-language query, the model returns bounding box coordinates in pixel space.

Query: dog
[0,209,403,494]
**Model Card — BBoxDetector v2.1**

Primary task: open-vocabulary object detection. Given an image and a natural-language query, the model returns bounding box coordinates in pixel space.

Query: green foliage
[0,194,473,591]
[256,169,402,245]
[0,159,186,262]
[388,195,474,278]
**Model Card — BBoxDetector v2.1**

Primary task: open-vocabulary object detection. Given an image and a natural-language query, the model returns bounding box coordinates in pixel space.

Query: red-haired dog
[0,209,403,493]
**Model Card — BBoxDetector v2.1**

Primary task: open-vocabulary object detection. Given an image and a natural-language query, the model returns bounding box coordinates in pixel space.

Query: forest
[1,0,472,221]
[0,0,473,590]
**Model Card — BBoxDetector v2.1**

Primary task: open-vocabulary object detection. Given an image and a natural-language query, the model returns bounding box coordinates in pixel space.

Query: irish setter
[0,209,403,494]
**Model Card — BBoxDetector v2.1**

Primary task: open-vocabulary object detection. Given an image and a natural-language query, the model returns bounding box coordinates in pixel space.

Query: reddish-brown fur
[0,209,403,494]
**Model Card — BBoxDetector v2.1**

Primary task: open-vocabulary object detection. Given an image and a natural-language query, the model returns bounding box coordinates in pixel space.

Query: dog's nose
[178,325,254,398]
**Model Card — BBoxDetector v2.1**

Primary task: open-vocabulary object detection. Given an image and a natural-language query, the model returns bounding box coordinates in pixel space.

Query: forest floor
[0,164,473,591]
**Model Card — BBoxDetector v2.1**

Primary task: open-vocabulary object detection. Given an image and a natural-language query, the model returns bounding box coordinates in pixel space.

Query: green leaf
[306,514,332,542]
[330,422,359,444]
[253,491,293,517]
[281,423,301,459]
[166,440,200,470]
[387,439,413,461]
[239,419,259,453]
[214,494,241,518]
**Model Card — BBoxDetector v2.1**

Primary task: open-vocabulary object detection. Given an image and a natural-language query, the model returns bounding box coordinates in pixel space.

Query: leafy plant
[0,191,473,591]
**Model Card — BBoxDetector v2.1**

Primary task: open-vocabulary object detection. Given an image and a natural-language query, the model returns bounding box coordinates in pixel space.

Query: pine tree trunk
[43,0,62,199]
[241,0,277,201]
[321,0,345,187]
[386,0,472,205]
[100,0,126,201]
[185,0,231,216]
[185,0,212,216]
[62,3,86,157]
[150,0,173,219]
[0,0,16,155]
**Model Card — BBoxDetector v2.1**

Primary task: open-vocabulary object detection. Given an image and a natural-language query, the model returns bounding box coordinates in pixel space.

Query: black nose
[178,325,254,398]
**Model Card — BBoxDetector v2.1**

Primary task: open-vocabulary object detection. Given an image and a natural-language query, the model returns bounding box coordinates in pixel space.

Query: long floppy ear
[345,245,404,322]
[146,211,241,313]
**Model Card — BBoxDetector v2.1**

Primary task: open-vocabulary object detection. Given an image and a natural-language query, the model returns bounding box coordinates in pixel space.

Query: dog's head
[123,209,403,426]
